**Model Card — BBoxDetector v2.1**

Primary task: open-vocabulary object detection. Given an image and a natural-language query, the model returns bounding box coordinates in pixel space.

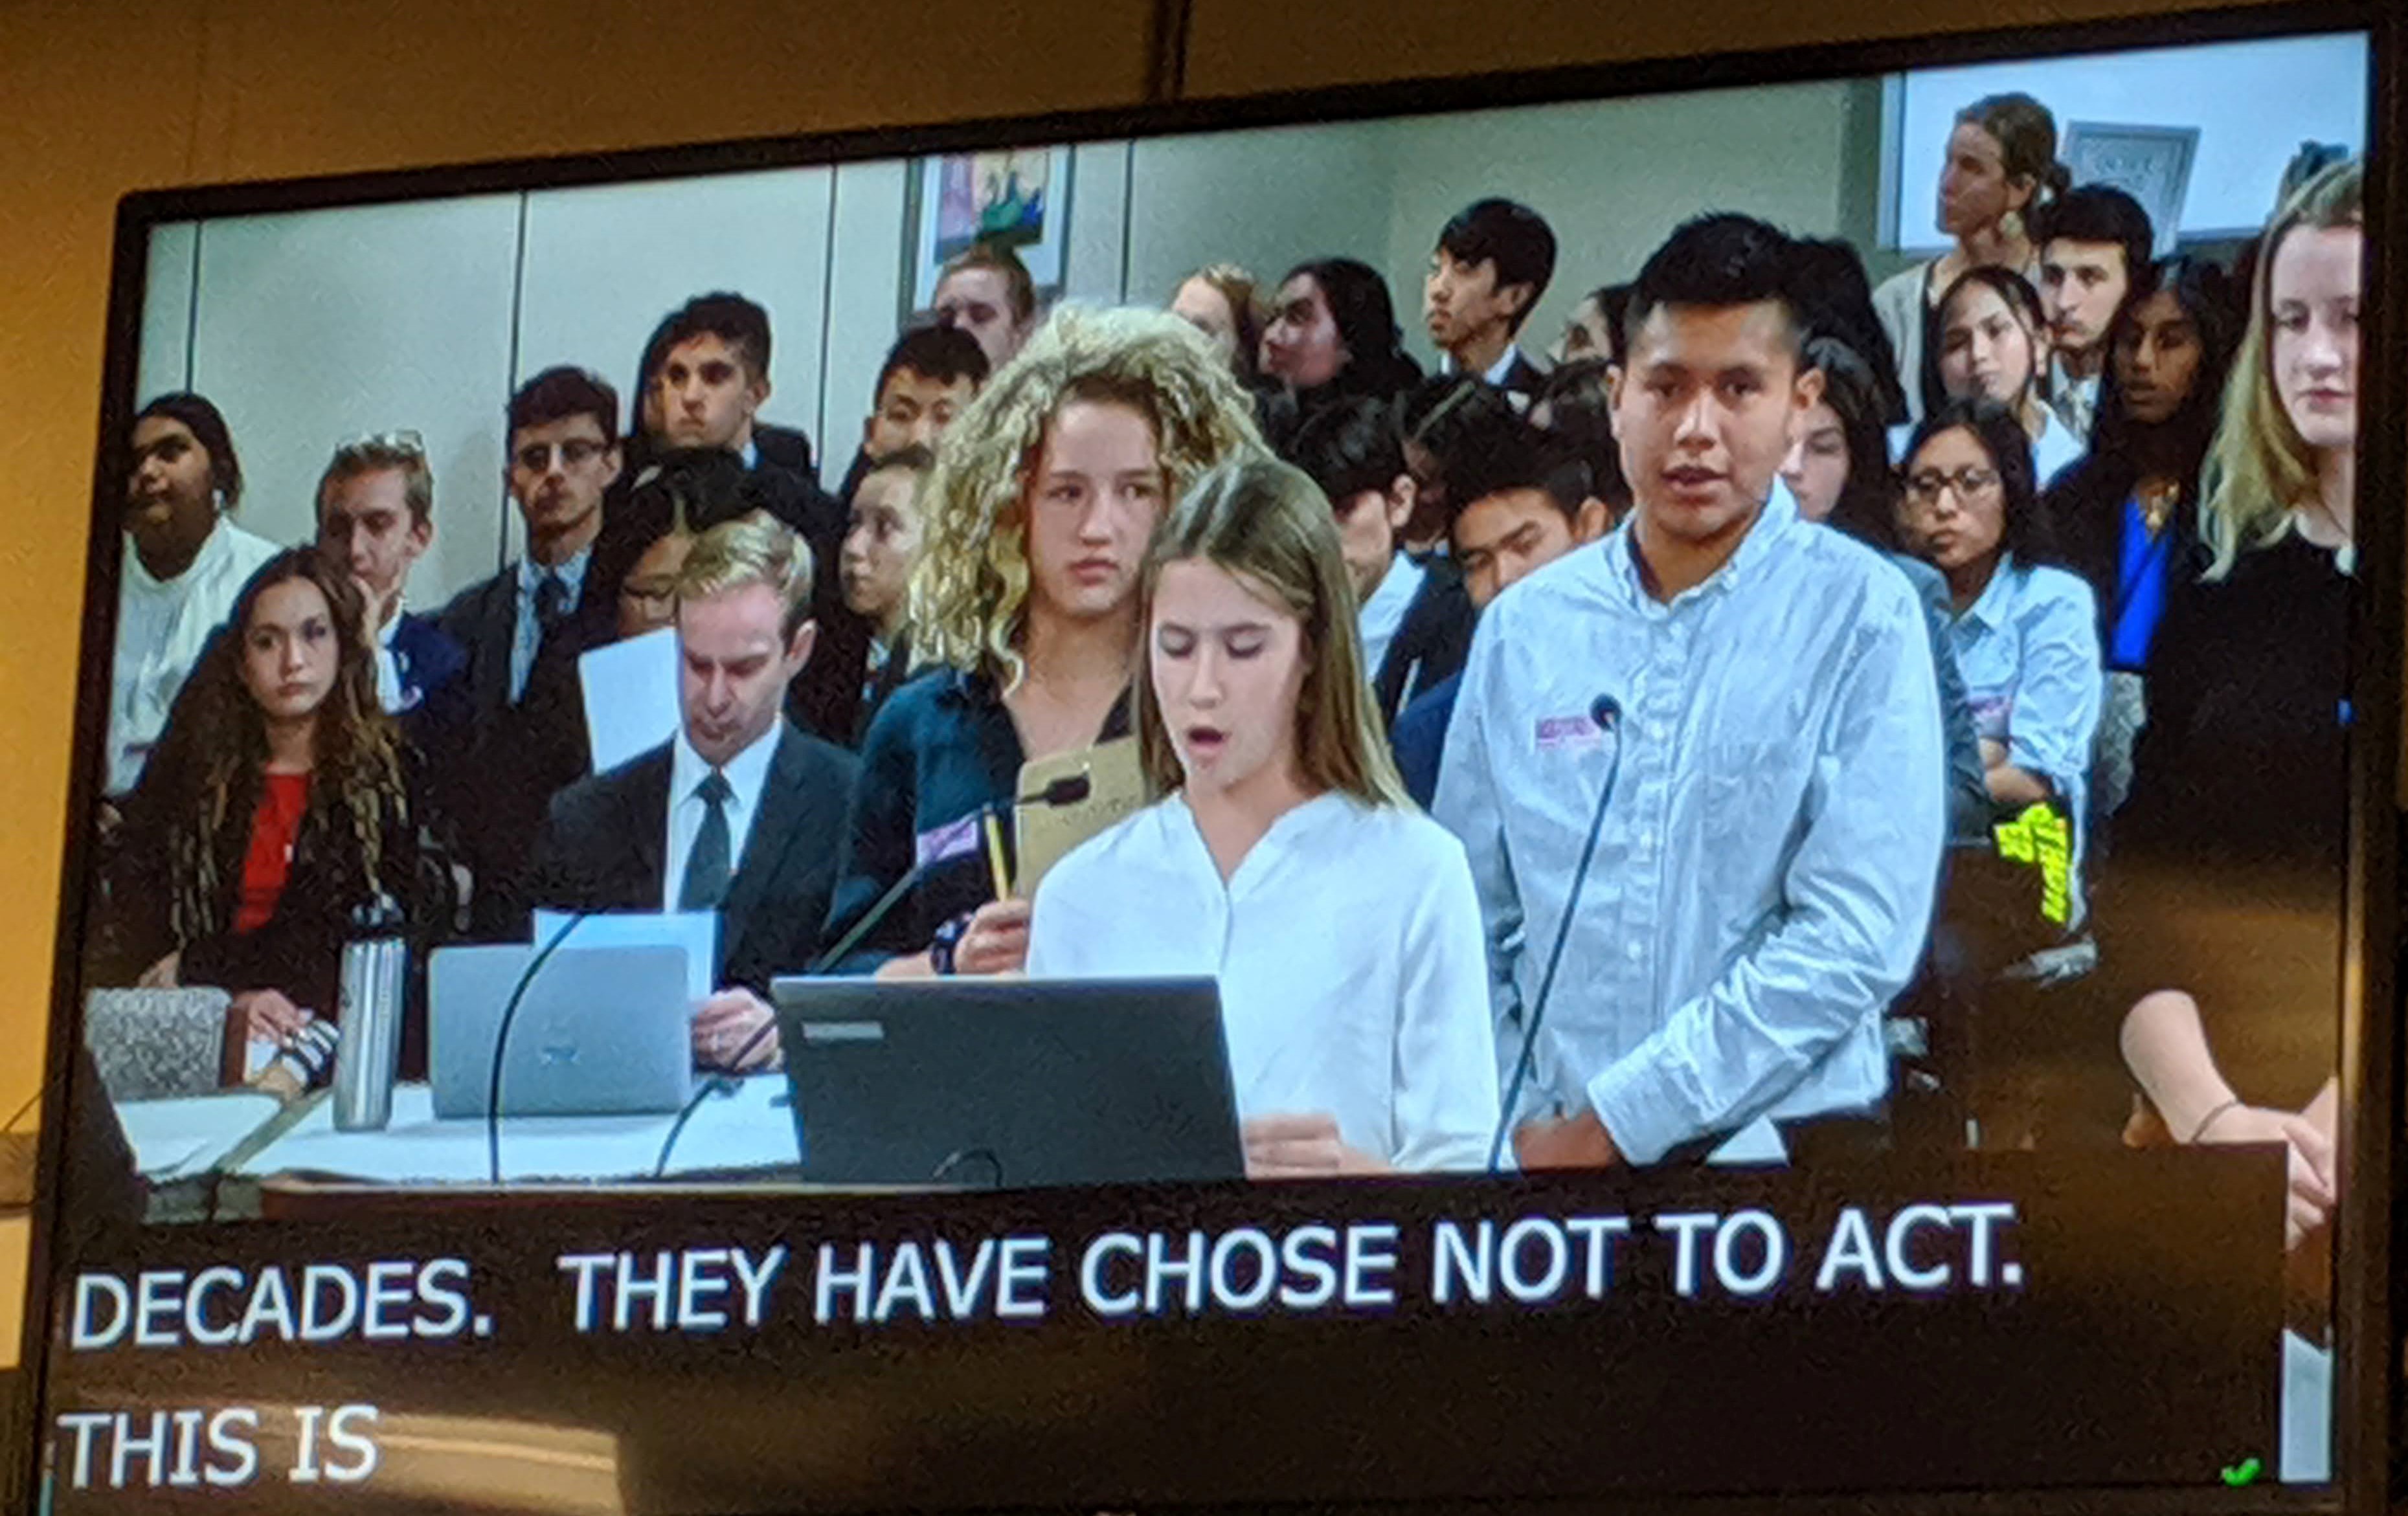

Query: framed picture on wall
[2061,121,2200,256]
[910,144,1074,311]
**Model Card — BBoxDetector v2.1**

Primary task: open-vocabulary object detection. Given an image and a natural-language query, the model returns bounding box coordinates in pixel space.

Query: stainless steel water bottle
[332,895,407,1131]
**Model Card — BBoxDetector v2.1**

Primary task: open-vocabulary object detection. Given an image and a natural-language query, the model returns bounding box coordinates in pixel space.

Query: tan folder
[1011,737,1148,898]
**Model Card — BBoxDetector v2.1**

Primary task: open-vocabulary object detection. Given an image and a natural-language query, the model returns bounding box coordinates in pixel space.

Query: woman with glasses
[1895,397,2102,826]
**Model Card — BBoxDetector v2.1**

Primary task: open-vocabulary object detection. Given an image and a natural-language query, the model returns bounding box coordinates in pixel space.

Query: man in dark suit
[438,366,626,937]
[1423,197,1558,407]
[313,432,470,746]
[627,291,843,561]
[524,511,857,1073]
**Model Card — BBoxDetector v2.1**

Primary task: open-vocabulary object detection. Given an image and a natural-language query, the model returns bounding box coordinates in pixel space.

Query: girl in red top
[103,550,438,1077]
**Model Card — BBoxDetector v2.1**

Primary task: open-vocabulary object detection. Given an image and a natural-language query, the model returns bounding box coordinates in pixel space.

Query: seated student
[932,240,1040,372]
[1551,283,1628,367]
[1872,93,2067,424]
[1423,198,1557,403]
[1436,214,1946,1170]
[110,394,281,796]
[102,550,445,1080]
[828,322,990,508]
[1393,374,1520,553]
[836,447,933,743]
[1920,267,2084,486]
[631,293,842,564]
[1895,398,2102,871]
[1257,258,1423,454]
[822,307,1262,977]
[1390,418,1610,807]
[311,432,466,726]
[1027,456,1499,1174]
[524,513,858,1073]
[1284,396,1474,727]
[438,367,626,936]
[2042,256,2242,816]
[616,518,695,641]
[1528,357,1632,522]
[1782,336,1990,843]
[2034,184,2154,445]
[804,326,994,743]
[1170,263,1267,386]
[1790,237,1911,425]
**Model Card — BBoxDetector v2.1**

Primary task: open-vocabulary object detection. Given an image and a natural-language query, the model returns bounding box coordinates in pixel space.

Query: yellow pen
[982,810,1012,900]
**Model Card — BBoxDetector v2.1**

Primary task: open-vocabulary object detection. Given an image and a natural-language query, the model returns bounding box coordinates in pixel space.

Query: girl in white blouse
[1027,456,1500,1176]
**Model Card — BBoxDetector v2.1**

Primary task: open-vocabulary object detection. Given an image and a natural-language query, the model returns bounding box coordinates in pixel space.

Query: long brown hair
[142,549,407,944]
[1136,456,1409,808]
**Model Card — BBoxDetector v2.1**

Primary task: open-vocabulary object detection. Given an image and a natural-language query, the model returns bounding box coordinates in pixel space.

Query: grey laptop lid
[431,942,694,1118]
[769,976,1243,1189]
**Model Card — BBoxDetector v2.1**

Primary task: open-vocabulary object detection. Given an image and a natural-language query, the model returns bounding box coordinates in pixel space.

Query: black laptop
[769,976,1244,1189]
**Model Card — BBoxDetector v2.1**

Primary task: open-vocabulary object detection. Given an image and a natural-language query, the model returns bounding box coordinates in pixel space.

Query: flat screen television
[18,3,2402,1511]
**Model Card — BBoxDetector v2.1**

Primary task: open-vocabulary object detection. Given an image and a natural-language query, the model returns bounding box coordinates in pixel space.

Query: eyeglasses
[513,438,609,473]
[1904,466,2001,507]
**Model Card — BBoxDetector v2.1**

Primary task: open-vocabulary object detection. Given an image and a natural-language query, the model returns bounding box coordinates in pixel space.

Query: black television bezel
[19,3,2403,1511]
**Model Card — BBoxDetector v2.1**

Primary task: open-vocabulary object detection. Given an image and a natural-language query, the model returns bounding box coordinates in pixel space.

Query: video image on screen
[30,15,2389,1514]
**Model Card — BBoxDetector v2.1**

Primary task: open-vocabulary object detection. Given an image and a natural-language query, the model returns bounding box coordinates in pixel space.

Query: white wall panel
[188,195,521,609]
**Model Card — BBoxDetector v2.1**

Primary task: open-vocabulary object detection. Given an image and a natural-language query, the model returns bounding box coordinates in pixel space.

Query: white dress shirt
[1027,790,1501,1172]
[1357,551,1425,682]
[1434,480,1946,1163]
[109,519,282,794]
[661,718,783,912]
[374,602,407,714]
[2047,353,2101,444]
[2027,406,2084,489]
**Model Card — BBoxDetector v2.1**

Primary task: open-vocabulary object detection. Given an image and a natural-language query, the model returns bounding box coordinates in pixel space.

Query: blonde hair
[908,305,1266,688]
[675,509,815,640]
[1136,456,1409,808]
[317,430,433,526]
[2197,158,2363,579]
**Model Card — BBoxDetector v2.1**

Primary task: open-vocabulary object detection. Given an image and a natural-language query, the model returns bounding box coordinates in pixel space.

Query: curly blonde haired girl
[822,306,1265,979]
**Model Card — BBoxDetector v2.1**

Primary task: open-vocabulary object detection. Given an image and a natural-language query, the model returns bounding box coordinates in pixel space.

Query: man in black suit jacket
[1423,197,1558,408]
[438,366,627,938]
[524,511,857,1073]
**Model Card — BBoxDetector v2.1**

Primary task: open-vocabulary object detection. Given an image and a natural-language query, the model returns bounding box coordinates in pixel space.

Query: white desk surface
[114,1091,284,1181]
[114,1078,798,1187]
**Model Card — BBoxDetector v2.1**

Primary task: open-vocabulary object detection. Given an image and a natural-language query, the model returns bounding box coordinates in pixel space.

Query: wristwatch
[930,911,976,976]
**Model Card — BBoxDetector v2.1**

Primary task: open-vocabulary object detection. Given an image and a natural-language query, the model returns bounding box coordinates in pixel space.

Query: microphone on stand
[1488,693,1625,1172]
[653,797,1011,1177]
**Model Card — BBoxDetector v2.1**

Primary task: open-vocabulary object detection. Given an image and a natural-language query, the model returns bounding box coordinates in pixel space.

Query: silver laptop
[430,942,694,1118]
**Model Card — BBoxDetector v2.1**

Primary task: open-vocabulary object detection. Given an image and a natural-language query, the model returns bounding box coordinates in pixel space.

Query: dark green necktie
[678,769,734,911]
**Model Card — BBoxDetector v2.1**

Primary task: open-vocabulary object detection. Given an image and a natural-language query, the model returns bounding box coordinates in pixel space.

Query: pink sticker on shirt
[1535,713,1606,752]
[914,811,984,869]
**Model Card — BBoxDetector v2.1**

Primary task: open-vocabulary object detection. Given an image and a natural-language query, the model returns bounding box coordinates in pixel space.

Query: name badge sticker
[1535,713,1606,753]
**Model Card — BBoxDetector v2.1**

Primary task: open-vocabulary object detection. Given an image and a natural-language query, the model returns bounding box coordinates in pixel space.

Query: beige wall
[0,0,2300,1368]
